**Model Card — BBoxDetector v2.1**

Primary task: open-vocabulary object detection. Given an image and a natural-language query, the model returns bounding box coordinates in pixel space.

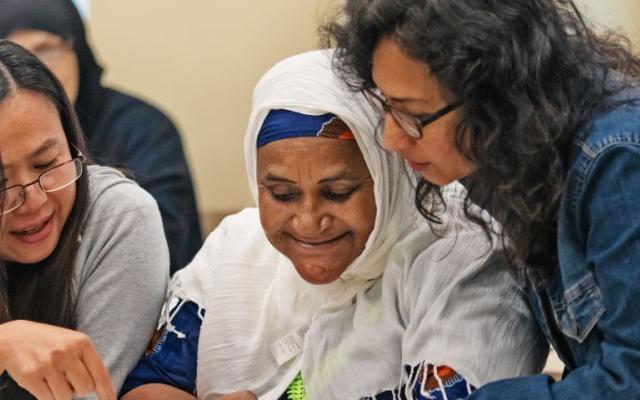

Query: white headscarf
[174,49,429,399]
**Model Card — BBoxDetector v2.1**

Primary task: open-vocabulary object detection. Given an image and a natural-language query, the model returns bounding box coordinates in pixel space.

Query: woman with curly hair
[327,0,640,398]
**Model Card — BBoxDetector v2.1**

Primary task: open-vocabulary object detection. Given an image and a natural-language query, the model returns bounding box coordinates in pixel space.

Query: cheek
[55,183,77,223]
[258,193,287,235]
[346,192,377,235]
[1,214,12,236]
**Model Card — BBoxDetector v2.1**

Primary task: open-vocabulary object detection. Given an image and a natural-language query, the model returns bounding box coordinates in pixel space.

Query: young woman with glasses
[327,0,640,398]
[0,40,169,400]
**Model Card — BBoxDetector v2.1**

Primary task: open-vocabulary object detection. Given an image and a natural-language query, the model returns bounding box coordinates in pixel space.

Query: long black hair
[325,0,640,270]
[0,39,90,327]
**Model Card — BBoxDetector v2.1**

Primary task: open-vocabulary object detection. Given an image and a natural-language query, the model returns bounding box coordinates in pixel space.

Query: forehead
[0,89,67,167]
[371,38,444,103]
[257,137,367,174]
[8,29,64,52]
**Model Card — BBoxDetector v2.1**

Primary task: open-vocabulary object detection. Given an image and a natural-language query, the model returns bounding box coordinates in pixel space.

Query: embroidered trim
[286,372,306,400]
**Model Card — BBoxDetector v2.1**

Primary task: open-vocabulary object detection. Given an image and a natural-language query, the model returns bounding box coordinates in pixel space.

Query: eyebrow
[263,171,361,185]
[0,138,60,172]
[263,173,296,184]
[30,137,60,159]
[386,95,433,108]
[318,173,360,184]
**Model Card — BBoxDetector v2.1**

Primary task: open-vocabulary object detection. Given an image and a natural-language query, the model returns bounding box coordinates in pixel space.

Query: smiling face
[371,37,475,185]
[257,137,376,285]
[0,88,76,264]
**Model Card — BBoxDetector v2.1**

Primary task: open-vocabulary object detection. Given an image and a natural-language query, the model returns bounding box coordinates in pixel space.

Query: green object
[287,372,306,400]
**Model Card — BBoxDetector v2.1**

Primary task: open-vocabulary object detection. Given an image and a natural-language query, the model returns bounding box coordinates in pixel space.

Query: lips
[10,215,54,244]
[289,232,350,247]
[406,159,428,172]
[286,232,352,256]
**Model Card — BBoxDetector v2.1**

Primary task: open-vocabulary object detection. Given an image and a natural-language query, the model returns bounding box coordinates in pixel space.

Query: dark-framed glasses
[0,151,86,216]
[366,90,461,139]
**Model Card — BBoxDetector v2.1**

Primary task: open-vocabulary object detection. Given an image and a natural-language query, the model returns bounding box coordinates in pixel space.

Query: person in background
[327,0,640,398]
[119,49,546,400]
[0,0,202,273]
[0,40,168,400]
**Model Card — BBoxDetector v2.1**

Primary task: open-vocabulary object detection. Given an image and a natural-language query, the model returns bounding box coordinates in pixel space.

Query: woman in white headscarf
[120,50,546,400]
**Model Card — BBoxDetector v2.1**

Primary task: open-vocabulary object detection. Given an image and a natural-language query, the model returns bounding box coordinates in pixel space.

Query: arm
[470,144,640,399]
[121,383,196,400]
[119,301,202,398]
[120,218,236,399]
[76,181,169,394]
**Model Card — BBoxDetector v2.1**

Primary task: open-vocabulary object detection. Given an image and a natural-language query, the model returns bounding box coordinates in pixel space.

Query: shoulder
[169,208,278,306]
[103,88,175,126]
[575,87,640,158]
[100,88,179,143]
[197,207,277,267]
[565,91,640,221]
[73,166,168,294]
[85,165,159,219]
[394,183,521,308]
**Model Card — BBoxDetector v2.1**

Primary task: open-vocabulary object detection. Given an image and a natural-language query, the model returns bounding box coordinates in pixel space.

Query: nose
[292,195,332,235]
[381,113,413,152]
[16,183,48,214]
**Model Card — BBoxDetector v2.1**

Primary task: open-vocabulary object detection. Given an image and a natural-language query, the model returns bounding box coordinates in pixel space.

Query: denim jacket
[469,88,640,399]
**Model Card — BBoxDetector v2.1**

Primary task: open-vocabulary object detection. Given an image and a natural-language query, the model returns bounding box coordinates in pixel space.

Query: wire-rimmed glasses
[0,151,86,216]
[366,90,461,139]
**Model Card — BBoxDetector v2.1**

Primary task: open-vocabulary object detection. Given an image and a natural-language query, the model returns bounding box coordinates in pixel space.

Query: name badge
[271,325,309,366]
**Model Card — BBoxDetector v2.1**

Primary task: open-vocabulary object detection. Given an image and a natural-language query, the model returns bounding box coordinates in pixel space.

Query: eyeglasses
[367,90,461,140]
[0,151,86,216]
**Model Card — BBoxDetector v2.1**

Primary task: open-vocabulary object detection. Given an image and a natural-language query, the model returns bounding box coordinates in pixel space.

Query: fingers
[80,341,116,400]
[0,322,114,400]
[14,375,54,400]
[44,370,74,400]
[63,358,96,396]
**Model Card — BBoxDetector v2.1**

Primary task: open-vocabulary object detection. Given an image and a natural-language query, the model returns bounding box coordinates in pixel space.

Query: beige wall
[89,1,337,213]
[578,0,640,44]
[88,0,638,215]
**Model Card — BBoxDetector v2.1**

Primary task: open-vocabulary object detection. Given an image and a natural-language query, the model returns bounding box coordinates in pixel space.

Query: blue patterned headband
[257,109,354,149]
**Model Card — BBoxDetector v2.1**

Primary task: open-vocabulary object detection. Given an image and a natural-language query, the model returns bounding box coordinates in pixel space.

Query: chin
[3,242,56,265]
[8,251,52,264]
[421,173,458,187]
[293,261,344,285]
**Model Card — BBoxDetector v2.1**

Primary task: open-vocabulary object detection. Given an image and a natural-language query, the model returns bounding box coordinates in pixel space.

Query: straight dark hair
[0,39,90,327]
[325,0,640,270]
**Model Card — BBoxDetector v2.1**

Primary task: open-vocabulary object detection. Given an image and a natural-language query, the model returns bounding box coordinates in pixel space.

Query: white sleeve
[399,227,548,387]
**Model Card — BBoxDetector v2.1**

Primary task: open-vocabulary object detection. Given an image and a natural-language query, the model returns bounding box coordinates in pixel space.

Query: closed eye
[35,159,57,170]
[269,188,301,202]
[321,188,357,202]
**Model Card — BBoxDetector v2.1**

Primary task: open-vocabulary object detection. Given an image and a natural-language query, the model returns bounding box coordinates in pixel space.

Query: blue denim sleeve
[468,144,640,399]
[119,301,203,397]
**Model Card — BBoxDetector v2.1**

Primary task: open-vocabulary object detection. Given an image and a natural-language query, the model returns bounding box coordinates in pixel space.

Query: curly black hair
[324,0,640,271]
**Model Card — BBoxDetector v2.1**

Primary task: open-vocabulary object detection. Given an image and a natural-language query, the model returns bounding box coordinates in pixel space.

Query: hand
[218,390,257,400]
[0,320,116,400]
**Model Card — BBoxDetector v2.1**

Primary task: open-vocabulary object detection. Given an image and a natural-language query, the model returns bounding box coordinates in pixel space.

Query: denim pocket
[554,274,606,343]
